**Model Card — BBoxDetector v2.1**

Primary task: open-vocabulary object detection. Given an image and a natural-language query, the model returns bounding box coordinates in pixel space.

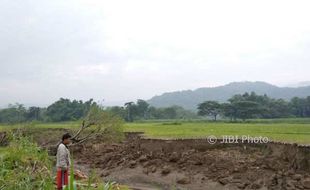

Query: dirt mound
[73,133,310,190]
[0,131,8,146]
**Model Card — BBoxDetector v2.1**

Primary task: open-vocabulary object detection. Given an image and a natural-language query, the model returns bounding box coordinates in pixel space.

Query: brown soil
[0,131,8,146]
[71,133,310,190]
[4,128,310,189]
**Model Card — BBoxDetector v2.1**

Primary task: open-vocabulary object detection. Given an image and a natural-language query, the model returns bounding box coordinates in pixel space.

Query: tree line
[0,98,197,124]
[1,92,310,124]
[0,98,96,123]
[106,99,197,122]
[198,92,310,121]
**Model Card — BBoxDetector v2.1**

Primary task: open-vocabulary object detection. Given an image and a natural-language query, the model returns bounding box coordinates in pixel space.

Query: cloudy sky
[1,0,310,107]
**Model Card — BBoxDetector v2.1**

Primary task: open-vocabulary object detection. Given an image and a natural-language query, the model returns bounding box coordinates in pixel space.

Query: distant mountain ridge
[147,81,310,110]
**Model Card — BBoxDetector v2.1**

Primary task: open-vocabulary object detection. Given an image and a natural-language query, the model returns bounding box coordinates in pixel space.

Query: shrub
[0,133,54,190]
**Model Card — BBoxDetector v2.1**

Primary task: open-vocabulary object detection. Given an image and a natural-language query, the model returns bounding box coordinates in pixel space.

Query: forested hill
[148,81,310,110]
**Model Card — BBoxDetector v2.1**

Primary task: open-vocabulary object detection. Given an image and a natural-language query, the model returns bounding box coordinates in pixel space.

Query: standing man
[56,133,71,190]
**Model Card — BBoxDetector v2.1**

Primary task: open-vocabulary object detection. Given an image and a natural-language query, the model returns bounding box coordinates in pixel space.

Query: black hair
[62,133,72,141]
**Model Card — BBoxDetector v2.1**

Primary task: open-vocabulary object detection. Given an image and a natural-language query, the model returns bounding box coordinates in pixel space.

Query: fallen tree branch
[71,121,95,142]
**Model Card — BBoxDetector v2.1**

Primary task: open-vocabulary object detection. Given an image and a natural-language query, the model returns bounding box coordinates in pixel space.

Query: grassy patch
[0,132,130,190]
[0,121,81,131]
[1,119,310,145]
[0,134,54,190]
[124,122,310,144]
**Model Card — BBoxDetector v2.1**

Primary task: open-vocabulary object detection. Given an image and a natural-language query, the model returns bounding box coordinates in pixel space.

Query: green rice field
[1,119,310,144]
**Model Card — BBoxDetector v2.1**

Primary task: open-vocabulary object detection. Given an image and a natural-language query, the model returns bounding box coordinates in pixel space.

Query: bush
[0,133,54,190]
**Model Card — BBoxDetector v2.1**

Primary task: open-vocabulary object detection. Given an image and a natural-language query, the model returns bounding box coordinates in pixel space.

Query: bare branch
[68,105,124,146]
[70,127,100,146]
[71,121,95,142]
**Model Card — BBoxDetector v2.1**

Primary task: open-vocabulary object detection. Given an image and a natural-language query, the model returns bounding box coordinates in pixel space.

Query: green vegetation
[0,98,197,124]
[124,122,310,144]
[1,118,310,145]
[108,99,197,122]
[0,105,127,190]
[0,98,96,124]
[198,92,310,121]
[70,106,125,145]
[198,101,221,121]
[0,117,309,188]
[45,98,95,122]
[1,92,310,124]
[0,133,54,190]
[108,94,310,122]
[0,132,129,190]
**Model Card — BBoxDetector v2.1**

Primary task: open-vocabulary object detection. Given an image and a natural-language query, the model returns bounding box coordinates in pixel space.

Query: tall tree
[136,99,150,119]
[198,101,221,121]
[233,101,262,121]
[221,103,236,121]
[26,107,41,121]
[0,103,27,124]
[289,97,306,117]
[124,102,134,122]
[46,98,95,122]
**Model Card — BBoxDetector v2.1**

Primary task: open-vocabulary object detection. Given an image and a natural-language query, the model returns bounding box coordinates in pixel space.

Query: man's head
[62,133,71,145]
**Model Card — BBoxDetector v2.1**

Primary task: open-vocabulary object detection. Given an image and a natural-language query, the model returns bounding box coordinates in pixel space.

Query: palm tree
[124,102,134,122]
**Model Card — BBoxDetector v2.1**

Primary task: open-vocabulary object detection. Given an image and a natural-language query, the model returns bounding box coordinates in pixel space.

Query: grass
[0,133,54,190]
[0,121,80,131]
[0,132,129,190]
[133,117,310,124]
[0,147,7,158]
[124,122,310,144]
[1,118,310,144]
[0,119,309,188]
[245,118,310,124]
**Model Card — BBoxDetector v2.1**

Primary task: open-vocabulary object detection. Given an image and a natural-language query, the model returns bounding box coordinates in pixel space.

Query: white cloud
[76,64,111,75]
[1,0,310,106]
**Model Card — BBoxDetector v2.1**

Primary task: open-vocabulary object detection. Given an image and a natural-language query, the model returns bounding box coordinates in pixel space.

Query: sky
[1,0,310,107]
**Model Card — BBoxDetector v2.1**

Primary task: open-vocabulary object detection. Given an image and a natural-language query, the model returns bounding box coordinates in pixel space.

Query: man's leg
[56,168,69,189]
[56,168,65,190]
[64,169,68,186]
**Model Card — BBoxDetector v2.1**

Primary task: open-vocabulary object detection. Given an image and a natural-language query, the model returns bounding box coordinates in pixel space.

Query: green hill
[148,81,310,110]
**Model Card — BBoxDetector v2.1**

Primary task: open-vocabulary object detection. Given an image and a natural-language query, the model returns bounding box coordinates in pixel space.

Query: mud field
[70,133,310,190]
[6,129,309,190]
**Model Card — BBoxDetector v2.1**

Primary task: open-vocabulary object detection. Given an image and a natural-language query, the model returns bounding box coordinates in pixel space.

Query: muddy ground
[5,129,310,190]
[70,133,310,190]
